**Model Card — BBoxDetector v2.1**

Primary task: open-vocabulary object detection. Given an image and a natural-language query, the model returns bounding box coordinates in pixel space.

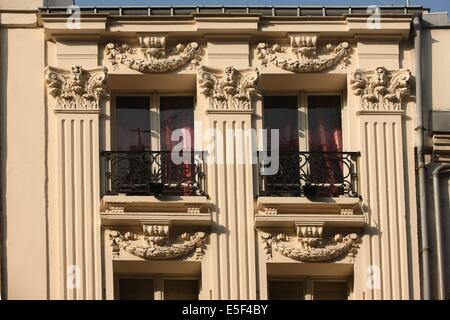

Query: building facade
[0,1,449,300]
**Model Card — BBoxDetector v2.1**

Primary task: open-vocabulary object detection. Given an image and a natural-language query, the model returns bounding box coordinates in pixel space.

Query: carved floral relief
[109,225,208,260]
[350,66,411,111]
[104,35,200,73]
[45,65,108,112]
[261,227,360,263]
[256,34,352,73]
[198,66,259,111]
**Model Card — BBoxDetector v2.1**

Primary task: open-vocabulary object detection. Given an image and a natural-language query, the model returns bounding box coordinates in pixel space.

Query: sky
[74,0,450,15]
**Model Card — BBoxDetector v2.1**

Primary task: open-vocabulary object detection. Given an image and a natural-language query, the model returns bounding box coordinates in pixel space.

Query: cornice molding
[351,66,411,112]
[104,34,201,73]
[256,33,352,73]
[198,66,259,112]
[45,65,108,113]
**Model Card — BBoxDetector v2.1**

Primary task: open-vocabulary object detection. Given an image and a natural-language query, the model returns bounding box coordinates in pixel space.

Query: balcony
[257,151,360,198]
[102,151,206,197]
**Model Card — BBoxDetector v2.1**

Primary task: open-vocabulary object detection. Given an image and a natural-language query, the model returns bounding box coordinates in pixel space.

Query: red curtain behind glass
[160,96,195,195]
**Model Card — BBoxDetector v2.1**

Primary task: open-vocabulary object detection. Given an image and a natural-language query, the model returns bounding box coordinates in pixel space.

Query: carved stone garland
[350,67,411,111]
[104,34,200,73]
[109,225,207,260]
[45,65,108,112]
[256,34,351,73]
[198,66,259,111]
[261,225,359,263]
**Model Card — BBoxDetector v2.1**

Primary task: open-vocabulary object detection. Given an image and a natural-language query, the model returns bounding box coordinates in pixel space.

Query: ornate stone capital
[104,34,200,73]
[261,225,360,262]
[109,223,208,260]
[256,33,351,73]
[198,66,259,112]
[45,66,108,113]
[351,67,411,111]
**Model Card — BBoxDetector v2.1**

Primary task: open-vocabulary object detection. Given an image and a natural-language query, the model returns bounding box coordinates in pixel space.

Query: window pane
[264,96,298,152]
[160,96,194,152]
[163,280,199,300]
[268,281,304,300]
[307,96,343,196]
[313,282,348,300]
[116,96,150,151]
[118,278,154,300]
[307,95,342,152]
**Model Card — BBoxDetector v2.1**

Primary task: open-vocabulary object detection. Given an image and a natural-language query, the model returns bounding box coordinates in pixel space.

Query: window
[115,94,195,152]
[262,94,343,154]
[261,94,346,197]
[108,94,201,196]
[117,277,199,300]
[268,278,349,300]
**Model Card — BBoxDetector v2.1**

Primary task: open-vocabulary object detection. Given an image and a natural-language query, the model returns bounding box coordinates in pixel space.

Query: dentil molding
[256,33,352,73]
[104,34,200,73]
[351,66,411,111]
[261,223,360,263]
[109,223,208,260]
[45,65,108,113]
[198,66,259,112]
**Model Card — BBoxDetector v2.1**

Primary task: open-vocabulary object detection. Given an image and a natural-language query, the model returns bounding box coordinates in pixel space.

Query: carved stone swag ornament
[261,224,360,263]
[104,34,200,73]
[109,224,207,260]
[45,65,108,112]
[256,33,352,73]
[198,66,259,111]
[350,66,411,111]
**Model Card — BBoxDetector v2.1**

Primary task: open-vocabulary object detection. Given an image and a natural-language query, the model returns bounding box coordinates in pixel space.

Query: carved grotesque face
[375,67,388,84]
[222,67,237,94]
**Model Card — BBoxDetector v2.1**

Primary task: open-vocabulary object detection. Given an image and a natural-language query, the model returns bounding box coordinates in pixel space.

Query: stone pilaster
[351,66,413,299]
[198,66,259,299]
[46,65,108,299]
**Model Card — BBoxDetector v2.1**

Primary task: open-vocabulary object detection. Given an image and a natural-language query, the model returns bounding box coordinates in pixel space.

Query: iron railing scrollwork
[102,151,206,196]
[258,151,360,197]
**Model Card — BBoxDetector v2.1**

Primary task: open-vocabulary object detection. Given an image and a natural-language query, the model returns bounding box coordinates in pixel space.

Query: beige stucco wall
[2,3,448,300]
[1,26,48,299]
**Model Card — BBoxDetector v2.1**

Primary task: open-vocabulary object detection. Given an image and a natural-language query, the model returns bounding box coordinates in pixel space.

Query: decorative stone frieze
[350,67,411,111]
[261,225,360,262]
[45,66,108,112]
[104,35,200,73]
[256,33,351,73]
[186,206,201,215]
[198,66,259,111]
[109,224,207,260]
[262,207,278,215]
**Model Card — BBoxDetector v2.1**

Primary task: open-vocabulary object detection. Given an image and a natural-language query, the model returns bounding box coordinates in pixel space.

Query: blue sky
[75,0,450,15]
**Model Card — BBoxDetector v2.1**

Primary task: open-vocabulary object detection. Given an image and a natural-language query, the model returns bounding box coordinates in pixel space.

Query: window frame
[268,276,353,300]
[261,90,347,152]
[114,274,201,300]
[111,92,196,152]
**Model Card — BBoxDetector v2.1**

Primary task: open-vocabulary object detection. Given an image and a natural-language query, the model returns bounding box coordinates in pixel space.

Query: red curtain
[160,96,195,195]
[307,96,343,194]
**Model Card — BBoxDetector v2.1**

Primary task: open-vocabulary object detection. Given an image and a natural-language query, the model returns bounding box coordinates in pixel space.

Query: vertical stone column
[350,67,413,299]
[198,66,259,299]
[45,66,108,299]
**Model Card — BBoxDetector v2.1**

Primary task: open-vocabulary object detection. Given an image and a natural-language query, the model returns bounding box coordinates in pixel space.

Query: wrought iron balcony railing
[102,151,206,196]
[258,151,360,198]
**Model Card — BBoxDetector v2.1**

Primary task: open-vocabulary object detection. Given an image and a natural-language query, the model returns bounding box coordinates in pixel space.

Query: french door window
[262,94,345,197]
[111,94,197,196]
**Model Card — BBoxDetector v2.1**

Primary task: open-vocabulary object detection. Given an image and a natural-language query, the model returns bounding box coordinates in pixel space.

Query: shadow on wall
[44,0,74,6]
